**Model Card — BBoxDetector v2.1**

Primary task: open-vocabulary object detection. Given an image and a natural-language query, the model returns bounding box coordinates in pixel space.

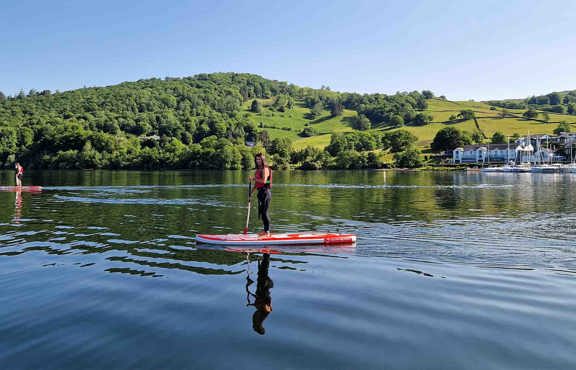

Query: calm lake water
[1,170,575,369]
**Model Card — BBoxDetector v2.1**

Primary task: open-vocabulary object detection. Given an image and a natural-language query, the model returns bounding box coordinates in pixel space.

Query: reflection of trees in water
[246,253,273,335]
[434,189,460,210]
[0,238,247,276]
[107,255,242,276]
[106,267,163,277]
[0,225,306,277]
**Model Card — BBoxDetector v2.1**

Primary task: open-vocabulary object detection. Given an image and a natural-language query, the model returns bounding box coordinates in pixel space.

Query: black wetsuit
[257,187,271,233]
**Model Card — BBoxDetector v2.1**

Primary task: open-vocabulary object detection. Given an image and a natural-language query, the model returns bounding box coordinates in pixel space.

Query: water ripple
[2,171,576,369]
[53,195,226,207]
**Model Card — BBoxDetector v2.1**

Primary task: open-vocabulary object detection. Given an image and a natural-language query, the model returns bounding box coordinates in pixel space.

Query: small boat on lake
[480,166,505,173]
[563,163,576,173]
[531,164,564,173]
[507,163,532,173]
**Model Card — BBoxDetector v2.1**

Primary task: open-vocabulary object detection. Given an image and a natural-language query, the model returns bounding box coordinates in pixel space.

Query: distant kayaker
[249,153,272,237]
[15,162,24,187]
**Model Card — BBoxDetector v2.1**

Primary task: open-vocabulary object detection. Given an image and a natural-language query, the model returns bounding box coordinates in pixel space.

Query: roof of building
[459,144,510,151]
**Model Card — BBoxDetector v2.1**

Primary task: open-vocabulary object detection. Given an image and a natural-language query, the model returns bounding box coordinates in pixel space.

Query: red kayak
[0,186,43,193]
[195,232,356,246]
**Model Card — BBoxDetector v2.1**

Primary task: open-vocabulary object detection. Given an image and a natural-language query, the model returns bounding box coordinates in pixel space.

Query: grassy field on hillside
[392,120,479,147]
[244,98,576,151]
[395,99,576,148]
[243,99,355,149]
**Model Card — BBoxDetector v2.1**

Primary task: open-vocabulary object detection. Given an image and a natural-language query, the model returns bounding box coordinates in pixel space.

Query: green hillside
[243,96,576,151]
[244,95,576,152]
[0,72,432,169]
[1,72,575,170]
[391,98,576,149]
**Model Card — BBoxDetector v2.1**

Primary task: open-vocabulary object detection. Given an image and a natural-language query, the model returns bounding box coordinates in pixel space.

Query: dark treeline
[302,88,430,127]
[0,73,430,169]
[293,130,420,169]
[487,90,576,115]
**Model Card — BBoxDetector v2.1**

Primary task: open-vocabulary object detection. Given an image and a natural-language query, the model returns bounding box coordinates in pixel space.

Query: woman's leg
[262,189,271,232]
[258,189,271,233]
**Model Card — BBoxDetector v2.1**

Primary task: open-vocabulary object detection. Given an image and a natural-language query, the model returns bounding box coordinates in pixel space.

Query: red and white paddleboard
[195,232,356,246]
[0,186,43,193]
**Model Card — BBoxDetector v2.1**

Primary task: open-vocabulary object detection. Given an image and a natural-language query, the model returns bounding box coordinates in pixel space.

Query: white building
[453,133,576,164]
[453,144,518,164]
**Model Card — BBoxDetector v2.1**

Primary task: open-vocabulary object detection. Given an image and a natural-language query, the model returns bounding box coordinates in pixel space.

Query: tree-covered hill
[1,73,575,170]
[0,73,296,169]
[0,73,429,169]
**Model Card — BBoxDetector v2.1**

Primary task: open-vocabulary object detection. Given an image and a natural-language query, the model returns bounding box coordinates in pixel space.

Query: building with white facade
[452,133,576,164]
[453,144,518,164]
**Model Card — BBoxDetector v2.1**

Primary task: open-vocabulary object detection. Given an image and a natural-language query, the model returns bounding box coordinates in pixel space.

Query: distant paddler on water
[15,162,24,187]
[0,161,42,193]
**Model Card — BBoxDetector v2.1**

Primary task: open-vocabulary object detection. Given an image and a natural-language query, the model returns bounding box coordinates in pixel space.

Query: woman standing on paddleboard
[15,162,24,187]
[250,153,272,237]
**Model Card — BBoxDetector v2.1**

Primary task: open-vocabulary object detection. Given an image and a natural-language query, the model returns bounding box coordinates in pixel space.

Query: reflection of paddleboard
[0,186,43,193]
[225,247,282,254]
[195,232,356,246]
[219,245,356,255]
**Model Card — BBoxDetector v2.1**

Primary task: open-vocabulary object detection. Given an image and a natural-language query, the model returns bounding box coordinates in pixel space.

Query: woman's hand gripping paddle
[243,180,252,234]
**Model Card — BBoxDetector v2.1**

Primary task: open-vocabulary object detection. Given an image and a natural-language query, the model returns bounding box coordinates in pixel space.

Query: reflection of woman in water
[246,253,274,335]
[14,189,22,223]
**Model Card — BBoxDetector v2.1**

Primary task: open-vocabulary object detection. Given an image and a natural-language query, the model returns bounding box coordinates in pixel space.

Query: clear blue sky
[1,0,575,100]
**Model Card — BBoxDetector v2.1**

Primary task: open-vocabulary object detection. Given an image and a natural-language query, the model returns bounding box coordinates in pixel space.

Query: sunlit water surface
[0,170,575,369]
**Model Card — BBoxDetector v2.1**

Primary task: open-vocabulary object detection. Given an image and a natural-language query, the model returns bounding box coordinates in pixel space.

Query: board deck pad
[195,232,356,246]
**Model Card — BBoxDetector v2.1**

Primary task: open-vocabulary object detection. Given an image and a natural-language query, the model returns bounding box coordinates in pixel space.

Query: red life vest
[255,167,272,189]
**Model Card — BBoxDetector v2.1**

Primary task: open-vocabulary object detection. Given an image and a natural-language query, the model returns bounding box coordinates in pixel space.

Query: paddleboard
[0,186,43,193]
[195,232,356,246]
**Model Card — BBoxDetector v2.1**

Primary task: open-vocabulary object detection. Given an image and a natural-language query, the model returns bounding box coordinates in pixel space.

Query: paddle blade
[243,198,251,234]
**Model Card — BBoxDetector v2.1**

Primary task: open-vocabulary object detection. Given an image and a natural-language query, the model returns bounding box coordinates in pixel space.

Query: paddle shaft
[243,181,252,234]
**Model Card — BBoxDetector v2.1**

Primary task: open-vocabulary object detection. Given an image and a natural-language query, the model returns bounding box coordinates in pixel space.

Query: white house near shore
[452,142,535,164]
[452,133,576,164]
[453,144,516,164]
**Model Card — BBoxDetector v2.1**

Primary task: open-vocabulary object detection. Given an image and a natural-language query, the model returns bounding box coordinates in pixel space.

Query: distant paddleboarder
[15,162,24,187]
[249,153,272,237]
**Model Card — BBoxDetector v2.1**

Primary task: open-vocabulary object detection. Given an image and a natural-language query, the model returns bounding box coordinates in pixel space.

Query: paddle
[243,180,252,234]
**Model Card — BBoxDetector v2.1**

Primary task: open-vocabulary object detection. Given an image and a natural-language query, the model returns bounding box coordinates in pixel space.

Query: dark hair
[254,153,267,169]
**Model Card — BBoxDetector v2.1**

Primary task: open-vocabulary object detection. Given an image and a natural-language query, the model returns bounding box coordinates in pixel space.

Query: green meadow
[425,99,576,142]
[244,97,576,152]
[242,99,355,149]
